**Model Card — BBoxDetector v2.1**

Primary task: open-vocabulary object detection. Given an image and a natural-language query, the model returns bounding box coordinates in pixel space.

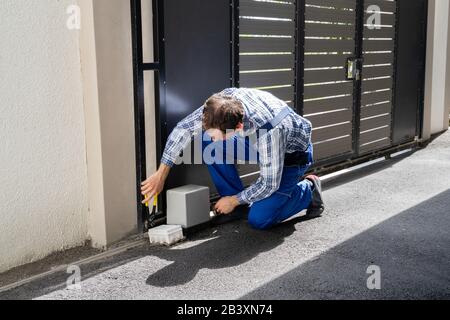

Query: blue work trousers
[202,134,313,230]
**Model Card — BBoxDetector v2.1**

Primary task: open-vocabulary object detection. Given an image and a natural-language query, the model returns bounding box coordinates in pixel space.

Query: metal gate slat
[305,54,350,68]
[264,86,295,102]
[239,19,295,36]
[363,39,395,51]
[306,109,353,128]
[305,68,347,84]
[305,39,355,52]
[314,136,353,160]
[363,52,394,65]
[306,6,356,24]
[304,95,353,114]
[361,102,392,118]
[306,0,356,10]
[305,23,355,38]
[365,0,397,13]
[359,138,391,154]
[361,90,392,105]
[304,81,353,99]
[240,0,296,20]
[240,54,295,71]
[360,114,392,131]
[360,125,391,145]
[364,12,395,26]
[240,37,295,53]
[240,70,295,88]
[313,122,353,143]
[362,78,393,92]
[363,65,394,79]
[364,26,396,39]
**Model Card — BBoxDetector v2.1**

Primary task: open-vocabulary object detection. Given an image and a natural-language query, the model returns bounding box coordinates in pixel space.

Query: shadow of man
[146,216,309,287]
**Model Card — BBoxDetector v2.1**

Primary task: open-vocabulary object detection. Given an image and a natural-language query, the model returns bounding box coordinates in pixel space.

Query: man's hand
[214,196,240,215]
[141,164,171,204]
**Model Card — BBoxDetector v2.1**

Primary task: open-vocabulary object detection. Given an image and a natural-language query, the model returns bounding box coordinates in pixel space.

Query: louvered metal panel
[304,0,357,160]
[359,0,397,154]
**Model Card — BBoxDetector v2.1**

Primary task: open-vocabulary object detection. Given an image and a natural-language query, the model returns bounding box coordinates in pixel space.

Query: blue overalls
[202,107,314,230]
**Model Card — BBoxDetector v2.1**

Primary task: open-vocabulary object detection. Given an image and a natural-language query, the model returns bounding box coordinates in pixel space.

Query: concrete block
[166,185,210,228]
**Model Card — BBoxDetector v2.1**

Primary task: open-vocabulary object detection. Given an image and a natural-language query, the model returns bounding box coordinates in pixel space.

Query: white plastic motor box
[148,225,184,246]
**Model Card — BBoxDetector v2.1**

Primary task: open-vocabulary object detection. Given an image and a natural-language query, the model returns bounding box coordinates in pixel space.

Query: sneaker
[305,175,325,218]
[210,204,250,226]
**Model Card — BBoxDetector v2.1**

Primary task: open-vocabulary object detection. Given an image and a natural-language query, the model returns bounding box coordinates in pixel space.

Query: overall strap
[259,107,292,132]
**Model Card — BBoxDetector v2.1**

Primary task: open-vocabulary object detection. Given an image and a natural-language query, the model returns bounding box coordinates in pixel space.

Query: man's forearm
[157,163,171,180]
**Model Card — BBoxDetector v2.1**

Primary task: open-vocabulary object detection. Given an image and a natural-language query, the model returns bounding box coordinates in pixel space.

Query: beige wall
[0,0,157,273]
[80,0,142,247]
[0,0,89,272]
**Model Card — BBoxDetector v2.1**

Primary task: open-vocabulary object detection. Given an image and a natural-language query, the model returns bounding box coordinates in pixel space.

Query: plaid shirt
[161,88,312,204]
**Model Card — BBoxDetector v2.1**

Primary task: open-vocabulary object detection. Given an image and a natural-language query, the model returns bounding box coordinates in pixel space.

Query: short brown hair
[202,94,244,133]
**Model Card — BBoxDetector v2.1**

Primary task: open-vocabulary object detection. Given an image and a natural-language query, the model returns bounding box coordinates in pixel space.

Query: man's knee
[248,210,275,230]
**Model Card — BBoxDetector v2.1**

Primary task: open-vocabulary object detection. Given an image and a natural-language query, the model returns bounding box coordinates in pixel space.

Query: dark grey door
[162,0,232,195]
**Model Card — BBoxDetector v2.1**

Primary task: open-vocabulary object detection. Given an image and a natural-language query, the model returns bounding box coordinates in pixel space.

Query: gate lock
[346,57,364,81]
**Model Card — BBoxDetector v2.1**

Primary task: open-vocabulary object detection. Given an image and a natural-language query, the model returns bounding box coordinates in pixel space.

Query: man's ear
[236,122,244,130]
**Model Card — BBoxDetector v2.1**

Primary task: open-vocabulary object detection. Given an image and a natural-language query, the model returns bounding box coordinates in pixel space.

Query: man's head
[202,93,244,141]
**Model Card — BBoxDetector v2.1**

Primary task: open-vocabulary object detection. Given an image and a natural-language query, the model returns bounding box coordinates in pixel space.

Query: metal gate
[131,0,427,226]
[237,0,401,164]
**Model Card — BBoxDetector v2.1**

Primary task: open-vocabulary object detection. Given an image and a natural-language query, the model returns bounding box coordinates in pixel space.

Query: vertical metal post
[295,0,306,116]
[390,0,400,146]
[417,0,429,139]
[232,0,240,87]
[131,0,148,231]
[131,0,167,231]
[352,0,365,156]
[154,0,168,217]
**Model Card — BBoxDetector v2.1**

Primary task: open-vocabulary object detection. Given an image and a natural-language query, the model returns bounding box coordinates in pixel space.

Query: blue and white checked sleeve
[161,106,204,167]
[236,128,287,204]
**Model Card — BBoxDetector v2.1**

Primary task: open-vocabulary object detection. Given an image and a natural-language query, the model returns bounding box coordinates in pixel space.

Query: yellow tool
[144,194,159,229]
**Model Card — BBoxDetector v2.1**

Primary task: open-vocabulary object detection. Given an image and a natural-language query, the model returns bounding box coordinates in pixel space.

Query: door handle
[346,57,363,81]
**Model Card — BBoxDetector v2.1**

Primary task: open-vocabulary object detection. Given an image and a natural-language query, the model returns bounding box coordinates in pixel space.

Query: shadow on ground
[145,217,312,287]
[241,189,450,300]
[0,215,312,299]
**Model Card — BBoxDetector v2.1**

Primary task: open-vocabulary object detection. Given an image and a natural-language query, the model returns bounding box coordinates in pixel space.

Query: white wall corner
[79,0,108,248]
[79,0,139,248]
[445,0,450,129]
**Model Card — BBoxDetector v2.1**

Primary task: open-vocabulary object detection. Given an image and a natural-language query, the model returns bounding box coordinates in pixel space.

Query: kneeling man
[141,88,325,230]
